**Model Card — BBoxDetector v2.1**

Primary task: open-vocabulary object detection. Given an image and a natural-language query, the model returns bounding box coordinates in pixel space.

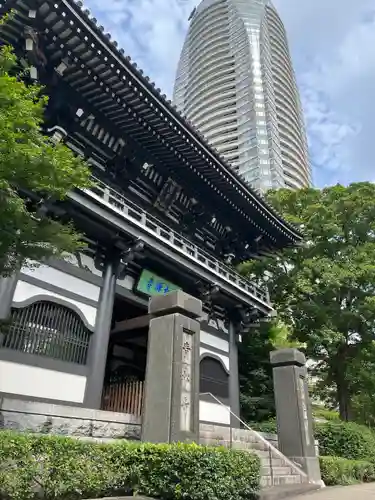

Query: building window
[200,356,229,404]
[1,301,91,365]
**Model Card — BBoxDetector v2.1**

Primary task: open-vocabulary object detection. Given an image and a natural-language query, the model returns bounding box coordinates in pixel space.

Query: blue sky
[84,0,375,188]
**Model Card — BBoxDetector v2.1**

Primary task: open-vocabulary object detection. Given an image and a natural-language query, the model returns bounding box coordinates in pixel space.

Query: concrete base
[290,455,322,484]
[258,483,322,500]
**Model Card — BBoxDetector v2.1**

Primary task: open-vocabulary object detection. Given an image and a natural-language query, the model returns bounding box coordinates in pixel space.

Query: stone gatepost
[141,290,202,444]
[270,348,322,484]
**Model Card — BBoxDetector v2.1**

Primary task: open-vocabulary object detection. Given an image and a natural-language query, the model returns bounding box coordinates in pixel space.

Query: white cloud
[84,0,375,187]
[274,0,375,186]
[85,0,196,93]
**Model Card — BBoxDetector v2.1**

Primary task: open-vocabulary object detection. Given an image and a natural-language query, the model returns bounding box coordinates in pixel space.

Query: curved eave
[0,0,303,248]
[66,1,303,245]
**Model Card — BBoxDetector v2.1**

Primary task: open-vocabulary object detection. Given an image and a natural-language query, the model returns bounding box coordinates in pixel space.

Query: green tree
[0,46,91,276]
[239,319,301,423]
[239,321,276,423]
[347,342,375,426]
[240,183,375,421]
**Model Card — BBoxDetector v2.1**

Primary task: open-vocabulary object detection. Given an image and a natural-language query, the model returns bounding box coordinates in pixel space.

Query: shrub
[315,421,375,461]
[248,419,277,434]
[249,417,375,463]
[0,431,260,500]
[319,456,375,486]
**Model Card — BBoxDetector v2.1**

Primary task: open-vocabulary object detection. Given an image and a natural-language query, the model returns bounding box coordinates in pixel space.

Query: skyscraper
[173,0,311,192]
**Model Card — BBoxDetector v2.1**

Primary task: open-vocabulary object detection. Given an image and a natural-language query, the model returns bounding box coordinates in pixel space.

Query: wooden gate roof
[0,0,303,251]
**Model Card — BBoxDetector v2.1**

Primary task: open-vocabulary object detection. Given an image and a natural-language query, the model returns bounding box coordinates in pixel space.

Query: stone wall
[0,398,318,457]
[0,397,141,441]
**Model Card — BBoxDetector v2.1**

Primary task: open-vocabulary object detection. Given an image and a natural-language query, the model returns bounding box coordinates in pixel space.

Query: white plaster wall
[201,330,229,353]
[200,347,230,371]
[200,400,230,425]
[12,281,97,330]
[63,253,102,277]
[21,264,100,302]
[0,360,86,403]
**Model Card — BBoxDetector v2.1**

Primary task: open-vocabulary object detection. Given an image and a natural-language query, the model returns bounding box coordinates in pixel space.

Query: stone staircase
[199,424,309,489]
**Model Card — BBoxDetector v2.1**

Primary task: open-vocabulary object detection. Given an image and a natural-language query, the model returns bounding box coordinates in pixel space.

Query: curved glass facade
[173,0,311,192]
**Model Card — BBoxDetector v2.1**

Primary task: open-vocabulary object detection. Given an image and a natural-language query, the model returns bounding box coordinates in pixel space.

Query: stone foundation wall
[0,398,141,441]
[0,398,318,457]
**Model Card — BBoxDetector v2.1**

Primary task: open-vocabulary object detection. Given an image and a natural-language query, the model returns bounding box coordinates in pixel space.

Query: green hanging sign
[135,269,180,297]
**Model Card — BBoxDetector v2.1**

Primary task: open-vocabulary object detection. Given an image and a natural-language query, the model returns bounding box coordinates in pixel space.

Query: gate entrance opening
[101,294,149,416]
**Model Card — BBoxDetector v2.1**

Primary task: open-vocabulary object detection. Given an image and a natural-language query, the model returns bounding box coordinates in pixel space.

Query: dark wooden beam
[111,314,152,335]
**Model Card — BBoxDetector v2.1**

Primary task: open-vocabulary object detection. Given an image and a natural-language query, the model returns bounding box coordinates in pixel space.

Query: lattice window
[200,356,229,403]
[1,301,91,365]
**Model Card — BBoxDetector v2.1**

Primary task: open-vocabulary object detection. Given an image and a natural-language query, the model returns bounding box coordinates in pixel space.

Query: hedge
[0,431,260,500]
[320,456,375,486]
[250,418,375,460]
[315,421,375,461]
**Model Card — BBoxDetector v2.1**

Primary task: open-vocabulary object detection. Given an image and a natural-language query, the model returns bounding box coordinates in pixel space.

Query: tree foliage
[347,342,375,427]
[240,183,375,421]
[239,321,276,423]
[0,46,91,276]
[239,320,301,423]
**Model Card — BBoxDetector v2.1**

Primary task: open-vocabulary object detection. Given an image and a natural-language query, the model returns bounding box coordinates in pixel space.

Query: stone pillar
[84,253,119,409]
[0,275,18,320]
[270,348,322,484]
[141,290,202,444]
[229,320,240,428]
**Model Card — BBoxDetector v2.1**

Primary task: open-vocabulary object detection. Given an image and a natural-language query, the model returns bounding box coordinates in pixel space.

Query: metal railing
[84,177,270,304]
[200,392,309,485]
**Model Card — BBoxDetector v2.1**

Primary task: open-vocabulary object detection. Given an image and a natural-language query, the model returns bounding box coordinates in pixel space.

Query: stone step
[200,437,279,455]
[260,457,286,468]
[261,466,293,476]
[199,426,308,489]
[232,440,271,452]
[255,450,289,468]
[199,438,231,447]
[260,474,305,488]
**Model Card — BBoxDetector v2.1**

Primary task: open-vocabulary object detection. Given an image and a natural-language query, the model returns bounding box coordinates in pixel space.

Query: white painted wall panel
[0,360,86,403]
[21,264,100,302]
[200,347,230,371]
[200,330,229,352]
[12,281,97,329]
[199,400,230,425]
